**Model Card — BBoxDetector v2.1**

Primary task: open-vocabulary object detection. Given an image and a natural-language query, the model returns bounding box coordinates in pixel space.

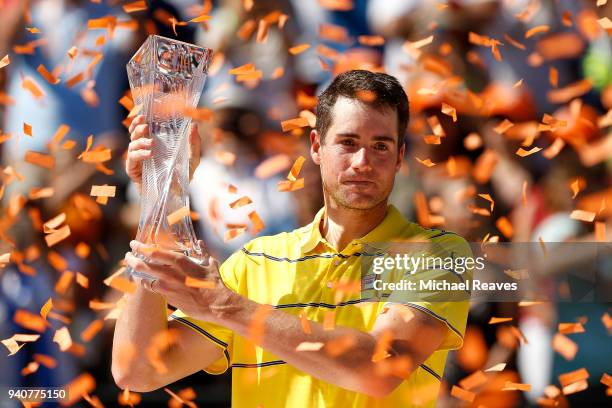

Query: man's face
[311,96,405,210]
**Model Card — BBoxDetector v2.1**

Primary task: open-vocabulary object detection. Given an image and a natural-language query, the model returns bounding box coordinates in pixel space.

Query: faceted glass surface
[126,35,212,280]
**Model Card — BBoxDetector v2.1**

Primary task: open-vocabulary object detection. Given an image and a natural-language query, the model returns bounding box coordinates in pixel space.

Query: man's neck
[320,199,389,252]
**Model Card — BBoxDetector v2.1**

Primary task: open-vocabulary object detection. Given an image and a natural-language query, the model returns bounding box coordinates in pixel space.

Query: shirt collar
[299,204,409,254]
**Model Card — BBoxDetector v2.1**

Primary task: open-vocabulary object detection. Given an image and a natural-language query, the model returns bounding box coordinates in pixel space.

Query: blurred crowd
[0,0,610,406]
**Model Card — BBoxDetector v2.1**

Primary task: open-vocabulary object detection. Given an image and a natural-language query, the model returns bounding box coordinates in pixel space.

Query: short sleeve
[168,248,248,374]
[381,234,472,350]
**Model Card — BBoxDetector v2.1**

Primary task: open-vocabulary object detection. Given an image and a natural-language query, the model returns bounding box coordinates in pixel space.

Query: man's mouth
[342,180,374,186]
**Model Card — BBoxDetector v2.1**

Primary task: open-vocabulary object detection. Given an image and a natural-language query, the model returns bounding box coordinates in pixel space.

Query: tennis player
[113,70,470,407]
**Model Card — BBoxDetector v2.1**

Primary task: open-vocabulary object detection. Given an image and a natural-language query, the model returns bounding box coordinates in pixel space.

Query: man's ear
[396,142,405,172]
[310,130,322,165]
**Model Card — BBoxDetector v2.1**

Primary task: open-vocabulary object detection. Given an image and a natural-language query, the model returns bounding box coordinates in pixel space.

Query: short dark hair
[315,70,409,146]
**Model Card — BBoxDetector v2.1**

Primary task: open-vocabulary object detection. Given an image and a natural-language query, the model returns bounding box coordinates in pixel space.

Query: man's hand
[126,115,202,191]
[124,240,234,321]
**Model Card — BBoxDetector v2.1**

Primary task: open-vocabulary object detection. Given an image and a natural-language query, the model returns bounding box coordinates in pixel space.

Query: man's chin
[336,194,385,211]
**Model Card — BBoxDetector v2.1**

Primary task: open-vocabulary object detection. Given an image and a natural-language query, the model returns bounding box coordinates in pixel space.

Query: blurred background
[0,0,610,406]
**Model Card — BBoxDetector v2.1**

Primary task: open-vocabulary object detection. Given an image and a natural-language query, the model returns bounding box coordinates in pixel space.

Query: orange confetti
[289,43,311,55]
[415,157,436,168]
[182,275,215,290]
[21,361,40,376]
[67,46,78,59]
[323,310,336,331]
[485,363,507,372]
[281,117,310,132]
[496,216,514,238]
[14,309,50,333]
[319,0,353,11]
[542,137,565,159]
[549,67,558,87]
[597,17,612,30]
[40,298,53,320]
[503,34,526,50]
[229,63,255,75]
[254,155,292,179]
[167,206,191,225]
[525,25,550,38]
[82,149,112,163]
[547,79,592,104]
[502,381,532,391]
[25,151,55,169]
[123,0,147,13]
[553,333,578,361]
[296,342,324,351]
[90,185,116,198]
[287,156,306,181]
[516,146,542,157]
[190,14,211,23]
[324,334,356,357]
[371,330,393,362]
[441,103,457,122]
[595,222,606,242]
[81,320,103,342]
[44,212,66,233]
[76,272,89,288]
[21,77,45,99]
[248,304,272,345]
[459,370,488,390]
[0,54,9,69]
[299,311,312,334]
[494,119,514,134]
[64,372,96,406]
[478,193,495,212]
[319,24,350,44]
[248,211,265,234]
[451,385,475,402]
[601,373,612,388]
[229,196,252,209]
[54,271,74,294]
[36,64,60,84]
[559,367,589,388]
[278,178,305,192]
[224,227,247,242]
[65,72,85,88]
[23,122,32,137]
[45,225,71,247]
[489,317,513,324]
[28,186,54,200]
[570,210,595,222]
[104,267,136,294]
[358,35,385,46]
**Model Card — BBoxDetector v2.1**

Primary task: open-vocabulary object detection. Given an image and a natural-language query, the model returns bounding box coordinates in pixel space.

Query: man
[113,70,470,407]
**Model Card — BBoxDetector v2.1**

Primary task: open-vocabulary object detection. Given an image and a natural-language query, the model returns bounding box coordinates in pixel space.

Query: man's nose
[350,147,373,172]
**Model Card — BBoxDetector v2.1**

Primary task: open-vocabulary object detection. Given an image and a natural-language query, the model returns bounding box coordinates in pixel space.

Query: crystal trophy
[126,35,212,280]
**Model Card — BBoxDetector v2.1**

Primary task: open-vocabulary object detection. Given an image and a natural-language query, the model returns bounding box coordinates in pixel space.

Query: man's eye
[341,139,355,146]
[375,143,389,151]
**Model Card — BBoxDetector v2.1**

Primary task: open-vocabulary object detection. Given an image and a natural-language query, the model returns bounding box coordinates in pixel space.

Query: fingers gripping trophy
[126,35,212,283]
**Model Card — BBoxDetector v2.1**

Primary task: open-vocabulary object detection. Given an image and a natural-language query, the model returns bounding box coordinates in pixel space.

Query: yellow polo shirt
[169,205,471,407]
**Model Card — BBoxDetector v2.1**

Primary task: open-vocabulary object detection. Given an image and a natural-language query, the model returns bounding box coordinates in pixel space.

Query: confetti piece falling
[0,54,9,69]
[36,64,60,85]
[516,146,542,157]
[296,342,324,351]
[489,317,513,324]
[570,210,595,222]
[288,43,311,55]
[184,276,215,289]
[167,206,190,225]
[229,196,252,209]
[451,385,475,402]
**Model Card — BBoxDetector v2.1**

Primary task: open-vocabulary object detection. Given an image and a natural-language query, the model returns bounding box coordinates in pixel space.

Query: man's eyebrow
[335,133,396,144]
[372,135,397,144]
